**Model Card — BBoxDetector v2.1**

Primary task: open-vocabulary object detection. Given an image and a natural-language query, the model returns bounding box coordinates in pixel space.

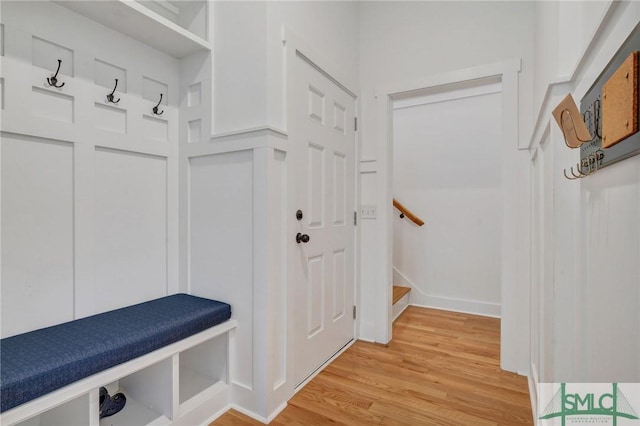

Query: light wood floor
[212,306,533,425]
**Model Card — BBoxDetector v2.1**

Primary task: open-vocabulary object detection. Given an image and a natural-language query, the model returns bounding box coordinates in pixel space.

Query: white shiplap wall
[529,1,640,415]
[0,1,180,337]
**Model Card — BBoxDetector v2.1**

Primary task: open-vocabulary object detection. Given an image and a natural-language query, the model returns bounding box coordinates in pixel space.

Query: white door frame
[282,26,360,397]
[373,59,529,373]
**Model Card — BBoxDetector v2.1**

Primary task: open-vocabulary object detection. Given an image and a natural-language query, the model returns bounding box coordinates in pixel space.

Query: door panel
[333,249,346,320]
[292,53,356,386]
[333,153,346,226]
[308,143,325,229]
[307,254,325,338]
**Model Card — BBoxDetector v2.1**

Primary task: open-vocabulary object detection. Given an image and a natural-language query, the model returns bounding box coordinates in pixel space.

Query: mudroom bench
[0,294,236,426]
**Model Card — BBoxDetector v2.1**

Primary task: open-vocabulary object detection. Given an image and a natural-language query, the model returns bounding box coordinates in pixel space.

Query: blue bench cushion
[0,294,231,412]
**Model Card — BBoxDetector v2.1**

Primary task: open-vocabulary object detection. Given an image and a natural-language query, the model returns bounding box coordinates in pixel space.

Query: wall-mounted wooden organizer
[579,22,640,172]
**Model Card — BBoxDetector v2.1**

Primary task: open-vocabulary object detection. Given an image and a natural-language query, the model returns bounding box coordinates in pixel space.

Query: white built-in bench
[0,294,236,426]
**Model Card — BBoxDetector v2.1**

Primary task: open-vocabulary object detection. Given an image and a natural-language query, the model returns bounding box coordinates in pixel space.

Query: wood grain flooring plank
[212,306,533,425]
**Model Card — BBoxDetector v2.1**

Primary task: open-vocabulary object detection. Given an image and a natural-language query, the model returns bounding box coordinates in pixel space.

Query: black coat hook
[152,93,164,115]
[106,79,120,104]
[47,59,65,88]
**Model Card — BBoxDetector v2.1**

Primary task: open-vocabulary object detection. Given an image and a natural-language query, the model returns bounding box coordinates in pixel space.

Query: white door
[290,53,356,386]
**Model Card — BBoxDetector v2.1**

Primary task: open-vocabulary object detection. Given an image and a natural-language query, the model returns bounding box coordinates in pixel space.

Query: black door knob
[296,233,310,244]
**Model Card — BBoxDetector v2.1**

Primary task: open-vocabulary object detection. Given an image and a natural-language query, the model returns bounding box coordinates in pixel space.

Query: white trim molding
[373,59,527,373]
[393,267,501,318]
[410,298,500,319]
[529,362,539,424]
[375,58,521,100]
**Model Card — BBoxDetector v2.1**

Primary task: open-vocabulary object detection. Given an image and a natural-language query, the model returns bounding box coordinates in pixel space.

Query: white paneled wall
[2,0,356,422]
[1,135,75,336]
[0,1,181,336]
[188,150,254,389]
[529,0,640,411]
[181,128,289,421]
[582,158,640,381]
[93,148,169,313]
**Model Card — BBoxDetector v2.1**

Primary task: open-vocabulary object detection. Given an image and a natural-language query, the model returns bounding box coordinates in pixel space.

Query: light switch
[360,205,377,219]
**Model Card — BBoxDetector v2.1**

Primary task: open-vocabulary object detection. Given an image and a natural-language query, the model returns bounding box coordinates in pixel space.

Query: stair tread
[392,286,411,305]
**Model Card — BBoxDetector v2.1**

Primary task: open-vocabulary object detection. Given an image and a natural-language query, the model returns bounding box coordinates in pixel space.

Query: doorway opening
[373,59,525,372]
[391,78,503,320]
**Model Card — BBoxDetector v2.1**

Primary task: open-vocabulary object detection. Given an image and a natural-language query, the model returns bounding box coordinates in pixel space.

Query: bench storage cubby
[1,294,235,426]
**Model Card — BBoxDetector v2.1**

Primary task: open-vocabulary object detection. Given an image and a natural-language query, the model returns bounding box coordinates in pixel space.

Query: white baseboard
[227,400,288,425]
[393,267,500,318]
[410,294,500,318]
[358,320,376,342]
[227,339,355,424]
[199,404,232,426]
[393,267,413,288]
[266,402,288,423]
[229,404,269,424]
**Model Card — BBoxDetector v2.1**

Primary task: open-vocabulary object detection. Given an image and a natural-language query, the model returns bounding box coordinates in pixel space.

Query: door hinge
[353,305,357,319]
[354,117,358,131]
[354,211,357,226]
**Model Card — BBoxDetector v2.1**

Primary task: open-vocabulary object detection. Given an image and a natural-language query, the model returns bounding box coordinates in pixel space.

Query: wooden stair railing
[393,199,425,226]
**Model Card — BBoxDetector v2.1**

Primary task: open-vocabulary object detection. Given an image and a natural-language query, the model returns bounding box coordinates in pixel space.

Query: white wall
[357,2,535,374]
[212,1,268,134]
[266,1,360,130]
[532,1,611,117]
[359,1,534,158]
[2,135,75,336]
[529,0,640,404]
[212,1,359,134]
[392,85,502,317]
[188,149,254,389]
